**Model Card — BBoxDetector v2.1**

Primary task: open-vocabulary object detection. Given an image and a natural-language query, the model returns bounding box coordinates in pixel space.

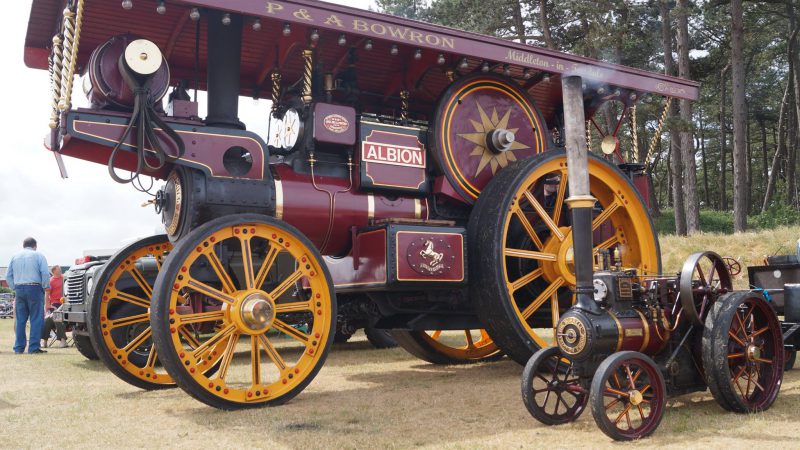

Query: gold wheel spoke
[240,237,256,290]
[510,268,544,293]
[727,352,745,360]
[521,277,565,320]
[522,190,565,241]
[108,313,149,330]
[552,170,568,225]
[111,290,150,309]
[179,327,201,349]
[728,330,746,347]
[551,292,560,342]
[594,235,620,253]
[186,280,236,305]
[512,208,544,250]
[215,333,239,381]
[269,269,304,300]
[591,200,621,232]
[205,251,236,294]
[504,248,557,261]
[614,403,633,425]
[464,330,475,348]
[145,345,158,369]
[122,327,152,355]
[177,310,225,325]
[752,325,770,337]
[755,357,773,365]
[272,319,310,343]
[605,387,629,397]
[254,243,280,289]
[251,335,261,386]
[275,301,312,314]
[431,330,443,340]
[191,323,236,361]
[128,266,153,298]
[258,334,287,372]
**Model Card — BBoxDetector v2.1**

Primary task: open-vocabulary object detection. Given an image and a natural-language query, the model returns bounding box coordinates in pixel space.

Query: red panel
[324,229,387,289]
[359,126,427,193]
[395,231,464,282]
[313,103,356,146]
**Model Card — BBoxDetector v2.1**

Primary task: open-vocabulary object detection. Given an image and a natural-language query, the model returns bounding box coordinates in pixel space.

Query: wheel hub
[628,389,644,406]
[541,227,576,285]
[237,293,275,333]
[746,344,761,362]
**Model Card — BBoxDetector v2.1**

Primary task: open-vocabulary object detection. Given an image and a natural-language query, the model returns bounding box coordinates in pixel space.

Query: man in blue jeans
[6,237,51,354]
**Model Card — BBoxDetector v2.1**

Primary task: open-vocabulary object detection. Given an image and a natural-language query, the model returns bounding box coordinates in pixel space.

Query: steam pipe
[206,10,244,129]
[561,75,600,314]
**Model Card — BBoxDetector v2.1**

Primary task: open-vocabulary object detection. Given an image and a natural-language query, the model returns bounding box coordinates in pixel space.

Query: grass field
[1,227,800,449]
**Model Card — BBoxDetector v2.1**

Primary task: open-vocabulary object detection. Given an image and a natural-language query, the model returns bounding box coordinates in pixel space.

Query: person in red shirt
[44,265,63,312]
[42,266,67,348]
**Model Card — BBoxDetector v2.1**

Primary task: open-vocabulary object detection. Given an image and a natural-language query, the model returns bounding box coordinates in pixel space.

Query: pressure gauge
[593,278,608,302]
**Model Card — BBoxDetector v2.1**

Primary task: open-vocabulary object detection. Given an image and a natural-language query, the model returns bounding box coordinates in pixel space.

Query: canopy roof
[25,0,699,124]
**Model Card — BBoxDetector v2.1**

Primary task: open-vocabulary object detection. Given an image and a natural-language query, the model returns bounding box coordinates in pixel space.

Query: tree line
[376,0,800,235]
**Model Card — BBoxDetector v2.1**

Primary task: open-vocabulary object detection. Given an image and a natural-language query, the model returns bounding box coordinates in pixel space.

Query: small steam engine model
[24,1,699,410]
[522,252,785,440]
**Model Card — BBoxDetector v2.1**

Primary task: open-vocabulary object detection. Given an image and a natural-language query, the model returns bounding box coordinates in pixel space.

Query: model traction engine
[27,0,695,412]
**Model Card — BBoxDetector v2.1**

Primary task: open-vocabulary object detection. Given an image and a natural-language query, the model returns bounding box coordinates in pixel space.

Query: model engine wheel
[469,150,660,364]
[150,214,336,409]
[521,346,587,425]
[87,235,177,389]
[589,351,666,441]
[703,291,783,413]
[391,329,501,364]
[679,251,732,325]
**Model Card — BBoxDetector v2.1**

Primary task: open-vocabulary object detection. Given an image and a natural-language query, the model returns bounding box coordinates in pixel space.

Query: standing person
[42,265,67,348]
[6,237,51,354]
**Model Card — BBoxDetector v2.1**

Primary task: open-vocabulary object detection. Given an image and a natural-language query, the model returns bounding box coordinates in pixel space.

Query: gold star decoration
[457,101,530,176]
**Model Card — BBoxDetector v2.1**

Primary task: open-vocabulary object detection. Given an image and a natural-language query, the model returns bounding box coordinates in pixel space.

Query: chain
[400,90,409,121]
[585,120,592,151]
[59,0,85,111]
[645,96,672,168]
[271,71,281,114]
[49,35,63,129]
[302,49,313,104]
[629,104,638,163]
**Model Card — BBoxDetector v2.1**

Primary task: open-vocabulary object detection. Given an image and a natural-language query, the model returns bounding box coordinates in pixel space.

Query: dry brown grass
[2,228,800,449]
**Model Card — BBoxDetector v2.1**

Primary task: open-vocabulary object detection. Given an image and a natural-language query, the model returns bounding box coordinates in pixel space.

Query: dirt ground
[0,318,797,449]
[3,227,800,449]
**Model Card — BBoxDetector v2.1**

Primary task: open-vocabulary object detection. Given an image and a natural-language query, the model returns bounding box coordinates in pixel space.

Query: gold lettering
[265,2,284,14]
[424,34,440,46]
[387,26,410,40]
[293,8,313,21]
[353,19,368,32]
[323,14,344,27]
[441,37,455,49]
[409,30,424,44]
[370,23,387,35]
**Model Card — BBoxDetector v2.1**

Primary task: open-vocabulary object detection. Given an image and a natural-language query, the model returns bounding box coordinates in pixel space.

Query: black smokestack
[206,10,244,129]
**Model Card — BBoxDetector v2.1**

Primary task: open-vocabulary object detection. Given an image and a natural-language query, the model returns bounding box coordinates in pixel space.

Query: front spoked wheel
[151,214,336,409]
[521,346,587,425]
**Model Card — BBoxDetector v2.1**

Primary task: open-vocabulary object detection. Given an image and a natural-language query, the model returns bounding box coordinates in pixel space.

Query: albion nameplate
[361,142,425,168]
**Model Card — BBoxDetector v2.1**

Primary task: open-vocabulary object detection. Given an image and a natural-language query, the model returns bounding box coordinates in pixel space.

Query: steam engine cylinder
[556,272,668,362]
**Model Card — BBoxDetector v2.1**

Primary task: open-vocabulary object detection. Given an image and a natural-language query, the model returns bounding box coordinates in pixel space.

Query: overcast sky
[1,0,375,267]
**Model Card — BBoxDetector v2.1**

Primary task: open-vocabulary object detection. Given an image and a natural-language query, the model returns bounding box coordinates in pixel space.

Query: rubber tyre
[73,333,99,360]
[364,324,397,349]
[469,150,660,365]
[707,291,784,413]
[590,351,666,441]
[151,214,337,410]
[702,299,735,411]
[87,234,174,390]
[521,346,587,425]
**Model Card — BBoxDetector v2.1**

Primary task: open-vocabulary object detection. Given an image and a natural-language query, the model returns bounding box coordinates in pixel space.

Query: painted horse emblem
[420,240,444,268]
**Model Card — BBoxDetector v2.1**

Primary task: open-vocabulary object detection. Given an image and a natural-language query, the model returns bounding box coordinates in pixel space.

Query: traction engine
[26,0,696,410]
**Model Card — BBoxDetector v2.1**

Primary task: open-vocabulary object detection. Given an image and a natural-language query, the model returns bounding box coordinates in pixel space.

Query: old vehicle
[0,297,13,319]
[56,253,112,359]
[24,0,698,409]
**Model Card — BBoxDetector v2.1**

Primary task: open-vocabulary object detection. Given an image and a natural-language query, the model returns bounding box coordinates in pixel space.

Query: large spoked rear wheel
[469,150,660,364]
[391,329,502,364]
[87,235,175,389]
[703,291,783,413]
[151,214,336,410]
